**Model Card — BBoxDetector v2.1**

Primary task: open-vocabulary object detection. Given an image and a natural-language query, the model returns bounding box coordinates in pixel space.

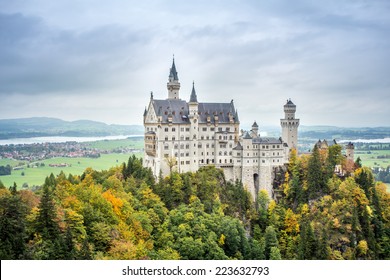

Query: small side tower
[345,142,355,162]
[188,82,199,172]
[280,99,300,150]
[250,121,259,138]
[167,57,180,99]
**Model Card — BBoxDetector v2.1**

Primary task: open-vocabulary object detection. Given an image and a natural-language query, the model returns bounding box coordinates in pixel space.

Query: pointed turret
[169,58,179,81]
[167,57,181,99]
[189,81,198,103]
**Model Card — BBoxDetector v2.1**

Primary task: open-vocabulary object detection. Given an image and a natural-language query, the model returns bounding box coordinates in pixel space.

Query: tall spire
[189,81,198,103]
[167,56,181,99]
[169,56,179,81]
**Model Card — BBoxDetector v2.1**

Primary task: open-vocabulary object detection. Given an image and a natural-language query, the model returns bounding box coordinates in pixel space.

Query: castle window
[165,137,168,141]
[181,127,184,132]
[202,127,207,131]
[224,151,227,156]
[186,137,189,140]
[174,144,178,149]
[219,159,222,163]
[172,137,175,141]
[219,151,222,156]
[226,128,230,132]
[181,153,184,157]
[211,127,215,131]
[218,127,222,132]
[181,161,184,165]
[172,128,176,132]
[186,144,189,149]
[229,136,232,140]
[186,152,189,156]
[186,128,190,132]
[164,128,168,132]
[230,159,232,163]
[164,145,169,150]
[186,161,190,164]
[164,154,169,157]
[262,160,265,163]
[201,136,204,140]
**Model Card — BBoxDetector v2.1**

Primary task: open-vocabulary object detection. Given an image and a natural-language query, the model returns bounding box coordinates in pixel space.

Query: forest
[0,144,389,260]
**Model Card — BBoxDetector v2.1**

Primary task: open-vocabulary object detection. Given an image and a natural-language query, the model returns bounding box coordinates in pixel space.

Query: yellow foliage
[219,234,226,246]
[184,212,194,221]
[284,209,300,234]
[357,240,369,256]
[301,204,309,215]
[102,189,124,216]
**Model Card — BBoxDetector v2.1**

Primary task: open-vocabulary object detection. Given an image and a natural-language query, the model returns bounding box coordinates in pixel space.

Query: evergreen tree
[307,145,325,200]
[264,226,279,259]
[270,246,282,260]
[0,191,28,259]
[35,185,60,241]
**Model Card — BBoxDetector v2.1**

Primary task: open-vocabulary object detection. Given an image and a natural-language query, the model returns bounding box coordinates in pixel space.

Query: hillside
[0,117,143,139]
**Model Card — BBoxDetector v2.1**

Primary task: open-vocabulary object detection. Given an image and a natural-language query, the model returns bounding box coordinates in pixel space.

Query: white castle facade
[143,59,299,200]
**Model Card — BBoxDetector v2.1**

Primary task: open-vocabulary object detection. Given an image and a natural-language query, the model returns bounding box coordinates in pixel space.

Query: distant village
[0,141,138,164]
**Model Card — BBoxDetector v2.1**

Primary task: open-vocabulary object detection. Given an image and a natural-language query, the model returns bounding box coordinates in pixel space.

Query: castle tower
[251,121,259,138]
[167,58,180,99]
[346,142,355,162]
[188,82,199,171]
[280,99,299,150]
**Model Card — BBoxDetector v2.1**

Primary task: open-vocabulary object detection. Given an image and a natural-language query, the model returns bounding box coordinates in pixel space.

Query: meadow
[0,138,144,189]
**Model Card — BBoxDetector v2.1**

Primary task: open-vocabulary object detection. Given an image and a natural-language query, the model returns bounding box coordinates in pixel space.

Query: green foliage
[0,154,389,260]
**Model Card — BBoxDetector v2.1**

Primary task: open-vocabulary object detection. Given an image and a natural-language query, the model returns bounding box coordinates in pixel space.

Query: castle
[143,59,299,200]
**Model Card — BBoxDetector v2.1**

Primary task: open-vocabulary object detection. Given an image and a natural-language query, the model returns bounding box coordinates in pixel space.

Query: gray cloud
[0,0,389,128]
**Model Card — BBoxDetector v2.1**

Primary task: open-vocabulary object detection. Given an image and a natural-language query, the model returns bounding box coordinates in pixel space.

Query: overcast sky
[1,0,389,128]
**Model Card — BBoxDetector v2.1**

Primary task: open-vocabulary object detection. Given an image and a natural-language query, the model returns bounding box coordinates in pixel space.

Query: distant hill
[299,125,390,141]
[0,117,143,139]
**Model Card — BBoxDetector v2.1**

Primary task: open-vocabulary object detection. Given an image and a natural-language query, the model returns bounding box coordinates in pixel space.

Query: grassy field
[85,137,144,150]
[0,137,145,189]
[0,153,140,189]
[355,150,390,169]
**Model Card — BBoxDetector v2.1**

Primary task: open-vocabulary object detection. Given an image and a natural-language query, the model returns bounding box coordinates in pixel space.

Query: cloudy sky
[1,0,389,128]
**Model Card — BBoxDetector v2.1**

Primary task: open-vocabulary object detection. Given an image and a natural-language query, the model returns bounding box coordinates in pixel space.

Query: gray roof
[252,137,283,144]
[252,121,258,128]
[151,99,239,124]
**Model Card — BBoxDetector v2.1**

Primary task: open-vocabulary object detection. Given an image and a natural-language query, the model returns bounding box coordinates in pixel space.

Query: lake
[0,135,143,145]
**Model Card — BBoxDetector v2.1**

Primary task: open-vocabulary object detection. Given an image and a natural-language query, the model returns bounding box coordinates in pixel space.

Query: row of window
[247,144,281,149]
[164,143,234,150]
[145,126,236,132]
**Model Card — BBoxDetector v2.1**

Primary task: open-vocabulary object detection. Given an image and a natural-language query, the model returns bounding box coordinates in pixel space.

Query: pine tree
[307,145,325,200]
[35,185,60,241]
[264,226,279,259]
[0,191,28,259]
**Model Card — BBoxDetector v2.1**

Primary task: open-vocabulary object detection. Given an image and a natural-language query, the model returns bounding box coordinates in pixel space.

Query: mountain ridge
[0,117,143,139]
